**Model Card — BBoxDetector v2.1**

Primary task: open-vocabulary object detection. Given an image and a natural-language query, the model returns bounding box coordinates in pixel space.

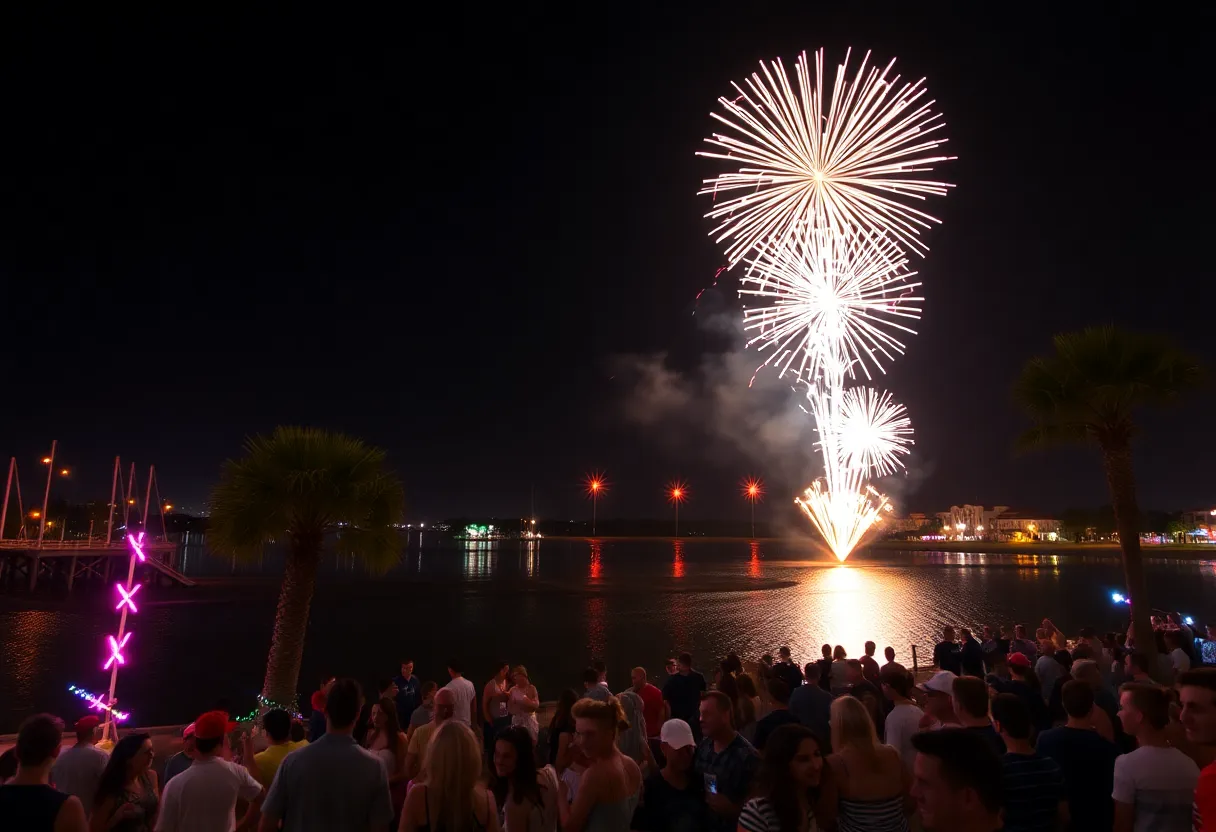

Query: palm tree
[1014,326,1201,668]
[208,426,405,706]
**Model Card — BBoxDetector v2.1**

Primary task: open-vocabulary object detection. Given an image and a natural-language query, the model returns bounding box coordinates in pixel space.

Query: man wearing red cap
[51,715,109,817]
[155,711,263,832]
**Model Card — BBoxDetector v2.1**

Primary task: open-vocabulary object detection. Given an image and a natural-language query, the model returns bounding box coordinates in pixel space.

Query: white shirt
[1170,648,1191,673]
[1112,745,1199,832]
[444,676,477,726]
[51,743,109,816]
[155,755,263,832]
[884,702,924,774]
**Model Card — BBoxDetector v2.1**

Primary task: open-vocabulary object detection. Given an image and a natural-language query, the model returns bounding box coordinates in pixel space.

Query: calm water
[3,538,1215,732]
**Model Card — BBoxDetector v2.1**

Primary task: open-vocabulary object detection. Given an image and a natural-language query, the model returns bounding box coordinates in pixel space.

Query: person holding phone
[694,691,759,832]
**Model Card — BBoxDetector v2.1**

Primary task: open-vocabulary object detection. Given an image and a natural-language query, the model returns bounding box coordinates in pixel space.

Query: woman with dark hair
[365,696,409,820]
[90,733,158,832]
[717,661,742,724]
[738,723,825,832]
[736,673,760,738]
[547,689,579,773]
[492,725,558,831]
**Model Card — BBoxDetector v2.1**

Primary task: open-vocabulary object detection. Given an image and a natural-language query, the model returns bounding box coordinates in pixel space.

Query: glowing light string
[67,685,130,722]
[98,532,145,739]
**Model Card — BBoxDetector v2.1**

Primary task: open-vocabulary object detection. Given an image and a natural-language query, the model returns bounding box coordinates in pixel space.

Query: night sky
[2,5,1212,525]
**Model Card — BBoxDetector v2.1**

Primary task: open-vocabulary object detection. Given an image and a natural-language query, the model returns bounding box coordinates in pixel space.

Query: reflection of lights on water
[589,541,602,581]
[672,540,685,578]
[748,541,761,578]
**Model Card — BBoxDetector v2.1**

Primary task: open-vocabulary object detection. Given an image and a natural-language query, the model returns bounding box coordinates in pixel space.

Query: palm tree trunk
[1100,440,1158,677]
[262,533,322,706]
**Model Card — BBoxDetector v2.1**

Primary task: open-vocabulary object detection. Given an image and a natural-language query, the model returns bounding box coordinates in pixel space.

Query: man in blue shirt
[695,691,759,832]
[393,659,421,727]
[992,693,1065,832]
[1035,680,1118,831]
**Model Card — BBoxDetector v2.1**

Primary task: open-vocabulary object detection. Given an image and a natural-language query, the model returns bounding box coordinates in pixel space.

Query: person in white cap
[918,670,960,730]
[631,719,707,830]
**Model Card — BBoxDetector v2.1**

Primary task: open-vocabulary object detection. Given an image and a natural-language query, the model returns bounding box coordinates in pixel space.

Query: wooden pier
[0,539,195,590]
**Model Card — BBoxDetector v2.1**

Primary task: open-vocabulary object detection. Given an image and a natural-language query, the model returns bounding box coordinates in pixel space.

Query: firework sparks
[699,48,954,264]
[795,480,894,562]
[741,225,920,382]
[836,387,913,477]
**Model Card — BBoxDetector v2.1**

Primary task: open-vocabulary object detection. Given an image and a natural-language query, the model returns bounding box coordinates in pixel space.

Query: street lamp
[667,481,688,537]
[584,472,608,537]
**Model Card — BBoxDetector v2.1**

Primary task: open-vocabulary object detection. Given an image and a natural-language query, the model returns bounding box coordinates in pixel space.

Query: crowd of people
[3,614,1216,831]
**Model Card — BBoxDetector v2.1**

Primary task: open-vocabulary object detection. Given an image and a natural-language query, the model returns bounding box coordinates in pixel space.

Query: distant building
[933,505,1060,541]
[887,512,929,532]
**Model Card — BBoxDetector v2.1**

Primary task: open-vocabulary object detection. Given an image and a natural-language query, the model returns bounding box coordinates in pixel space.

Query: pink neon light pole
[101,532,143,742]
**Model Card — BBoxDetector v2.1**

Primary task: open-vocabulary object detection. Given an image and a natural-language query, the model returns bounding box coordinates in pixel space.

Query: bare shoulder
[622,753,643,790]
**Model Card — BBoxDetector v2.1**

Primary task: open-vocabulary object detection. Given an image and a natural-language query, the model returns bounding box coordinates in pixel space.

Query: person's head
[192,711,236,757]
[951,676,990,721]
[492,661,509,682]
[1164,630,1182,650]
[1071,659,1101,689]
[864,640,876,657]
[1007,651,1033,681]
[1119,682,1170,736]
[724,653,743,675]
[753,724,826,831]
[447,660,464,679]
[677,652,693,672]
[180,724,197,758]
[990,693,1031,742]
[420,680,438,707]
[1014,623,1027,639]
[737,673,758,699]
[880,663,912,701]
[821,644,832,660]
[492,725,539,807]
[767,678,791,706]
[592,659,607,682]
[778,646,792,661]
[262,708,292,744]
[433,688,456,724]
[512,665,530,688]
[400,660,414,678]
[658,719,697,773]
[960,627,973,641]
[884,646,895,663]
[582,667,601,690]
[699,690,735,739]
[377,678,398,699]
[325,678,363,731]
[920,671,958,721]
[830,694,878,752]
[14,714,63,772]
[1060,679,1095,721]
[910,730,1003,832]
[718,666,741,705]
[1179,669,1216,745]
[664,657,677,675]
[982,625,993,640]
[73,715,100,745]
[630,666,648,691]
[1035,627,1049,644]
[552,688,578,729]
[1042,618,1055,632]
[760,653,774,668]
[288,720,306,743]
[1126,651,1152,678]
[1071,643,1094,661]
[572,696,627,759]
[96,733,153,800]
[833,645,846,661]
[420,721,482,828]
[844,659,864,684]
[374,695,402,737]
[942,626,955,642]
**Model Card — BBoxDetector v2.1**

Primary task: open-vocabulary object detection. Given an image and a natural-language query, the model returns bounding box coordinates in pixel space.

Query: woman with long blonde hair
[820,696,909,832]
[557,696,641,832]
[399,721,501,832]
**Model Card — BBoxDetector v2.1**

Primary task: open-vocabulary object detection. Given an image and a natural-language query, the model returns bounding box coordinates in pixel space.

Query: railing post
[911,644,918,675]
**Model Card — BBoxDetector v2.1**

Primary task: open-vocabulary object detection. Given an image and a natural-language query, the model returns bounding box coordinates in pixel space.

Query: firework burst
[836,387,913,477]
[741,225,920,382]
[699,48,954,265]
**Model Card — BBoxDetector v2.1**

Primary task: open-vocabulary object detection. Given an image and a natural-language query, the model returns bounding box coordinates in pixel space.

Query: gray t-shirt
[409,705,432,728]
[51,743,109,816]
[262,732,393,831]
[1112,744,1200,832]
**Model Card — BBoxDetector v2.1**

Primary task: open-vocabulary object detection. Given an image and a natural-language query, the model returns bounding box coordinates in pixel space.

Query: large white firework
[699,48,954,265]
[740,224,921,382]
[836,387,914,477]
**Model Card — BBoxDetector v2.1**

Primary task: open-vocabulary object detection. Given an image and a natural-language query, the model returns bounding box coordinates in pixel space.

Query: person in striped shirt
[738,724,825,832]
[991,693,1065,831]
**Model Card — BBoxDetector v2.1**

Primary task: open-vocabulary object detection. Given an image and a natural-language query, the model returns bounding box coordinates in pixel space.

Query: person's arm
[1113,800,1134,832]
[524,685,540,711]
[555,732,573,773]
[1112,757,1134,832]
[390,733,409,784]
[559,764,601,832]
[55,795,88,832]
[257,758,285,832]
[398,783,425,832]
[482,789,502,832]
[152,785,175,832]
[470,696,481,736]
[1088,704,1115,742]
[234,766,265,832]
[95,796,140,832]
[482,682,496,724]
[814,756,840,831]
